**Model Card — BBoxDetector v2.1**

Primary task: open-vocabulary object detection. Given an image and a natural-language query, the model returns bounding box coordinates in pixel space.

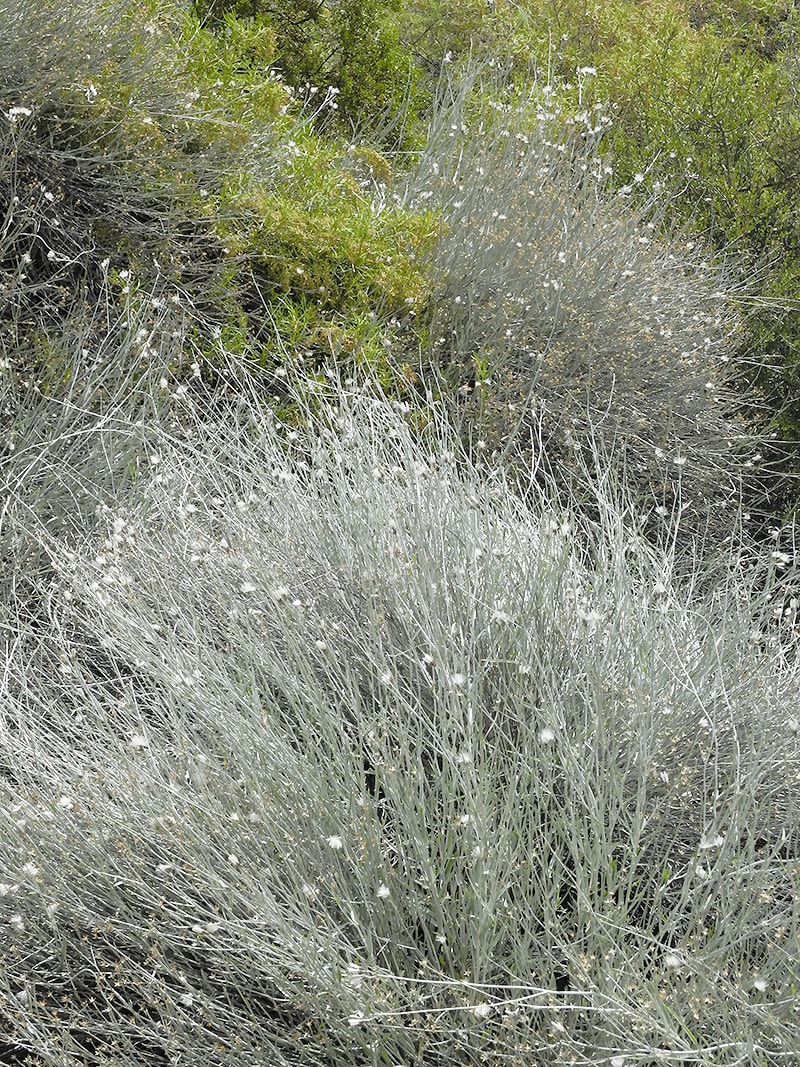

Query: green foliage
[219,170,434,315]
[193,0,424,144]
[182,8,289,132]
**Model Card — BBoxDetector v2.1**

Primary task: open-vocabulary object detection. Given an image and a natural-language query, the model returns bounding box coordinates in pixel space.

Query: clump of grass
[0,0,242,384]
[0,292,196,615]
[404,61,768,544]
[2,367,798,1066]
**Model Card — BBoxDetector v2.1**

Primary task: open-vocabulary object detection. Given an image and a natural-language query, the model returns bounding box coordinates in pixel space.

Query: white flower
[610,1057,626,1067]
[192,920,221,934]
[472,1002,492,1019]
[301,882,317,899]
[227,854,239,866]
[85,83,98,102]
[9,915,25,931]
[57,795,74,811]
[664,952,682,968]
[753,977,767,993]
[376,883,391,899]
[699,833,724,850]
[240,581,257,594]
[538,727,555,744]
[491,608,512,624]
[6,106,32,123]
[327,835,343,850]
[379,669,393,685]
[272,585,290,602]
[21,862,39,877]
[130,734,149,751]
[450,672,467,688]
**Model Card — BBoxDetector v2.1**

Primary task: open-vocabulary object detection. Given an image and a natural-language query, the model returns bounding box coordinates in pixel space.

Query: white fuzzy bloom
[6,106,32,123]
[538,727,555,744]
[472,1002,492,1019]
[192,920,221,934]
[327,835,343,850]
[376,883,391,899]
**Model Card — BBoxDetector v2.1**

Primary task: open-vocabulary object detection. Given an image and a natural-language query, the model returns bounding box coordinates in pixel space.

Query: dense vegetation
[2,1,799,1064]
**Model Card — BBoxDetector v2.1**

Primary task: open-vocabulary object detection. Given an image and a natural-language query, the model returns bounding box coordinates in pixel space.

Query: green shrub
[193,0,424,145]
